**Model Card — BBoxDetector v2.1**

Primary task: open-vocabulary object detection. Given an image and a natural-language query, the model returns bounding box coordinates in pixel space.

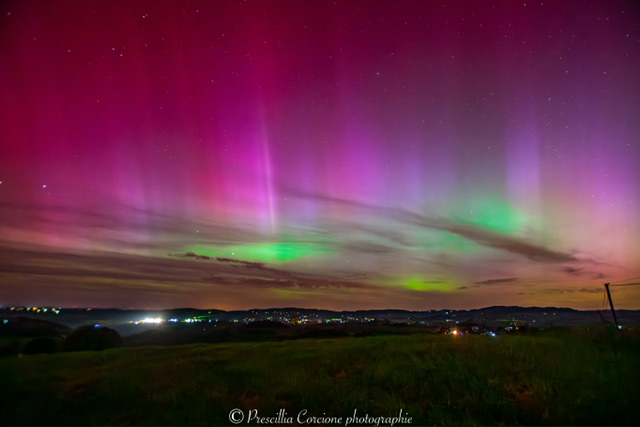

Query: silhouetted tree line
[0,322,123,356]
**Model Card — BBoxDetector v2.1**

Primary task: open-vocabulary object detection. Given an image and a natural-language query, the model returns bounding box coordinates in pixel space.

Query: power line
[610,276,640,284]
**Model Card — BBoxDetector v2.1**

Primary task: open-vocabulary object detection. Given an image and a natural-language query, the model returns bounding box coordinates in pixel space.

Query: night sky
[1,0,639,310]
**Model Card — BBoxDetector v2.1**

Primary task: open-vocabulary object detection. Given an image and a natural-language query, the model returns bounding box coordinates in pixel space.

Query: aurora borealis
[1,0,639,310]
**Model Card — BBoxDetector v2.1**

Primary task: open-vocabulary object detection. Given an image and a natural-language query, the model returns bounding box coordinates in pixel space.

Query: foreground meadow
[0,329,638,426]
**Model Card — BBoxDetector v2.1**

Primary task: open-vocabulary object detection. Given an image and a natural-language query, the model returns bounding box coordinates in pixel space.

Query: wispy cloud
[474,277,519,285]
[399,211,578,263]
[521,287,604,295]
[286,188,581,264]
[0,199,270,252]
[562,266,606,280]
[172,252,377,290]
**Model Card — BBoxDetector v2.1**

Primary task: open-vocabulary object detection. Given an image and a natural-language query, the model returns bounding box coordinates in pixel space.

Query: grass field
[0,328,638,426]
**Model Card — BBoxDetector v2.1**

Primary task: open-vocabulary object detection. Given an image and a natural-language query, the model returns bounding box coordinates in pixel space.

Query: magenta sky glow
[1,0,639,310]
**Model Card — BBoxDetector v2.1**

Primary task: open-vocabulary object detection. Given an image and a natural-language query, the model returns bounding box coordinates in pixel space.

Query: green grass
[0,329,638,425]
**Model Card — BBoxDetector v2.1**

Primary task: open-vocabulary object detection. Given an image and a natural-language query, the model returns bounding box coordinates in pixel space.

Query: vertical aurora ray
[258,117,277,235]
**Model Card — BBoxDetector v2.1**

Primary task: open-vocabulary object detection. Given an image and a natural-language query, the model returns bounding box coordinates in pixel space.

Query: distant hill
[2,305,638,332]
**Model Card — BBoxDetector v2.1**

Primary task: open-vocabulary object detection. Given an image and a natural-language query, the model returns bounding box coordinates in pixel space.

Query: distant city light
[136,317,164,324]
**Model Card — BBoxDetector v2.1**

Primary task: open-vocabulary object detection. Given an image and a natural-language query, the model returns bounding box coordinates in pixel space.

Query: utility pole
[604,283,620,329]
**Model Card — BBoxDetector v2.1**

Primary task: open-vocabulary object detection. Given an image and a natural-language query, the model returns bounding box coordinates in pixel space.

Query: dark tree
[62,325,123,351]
